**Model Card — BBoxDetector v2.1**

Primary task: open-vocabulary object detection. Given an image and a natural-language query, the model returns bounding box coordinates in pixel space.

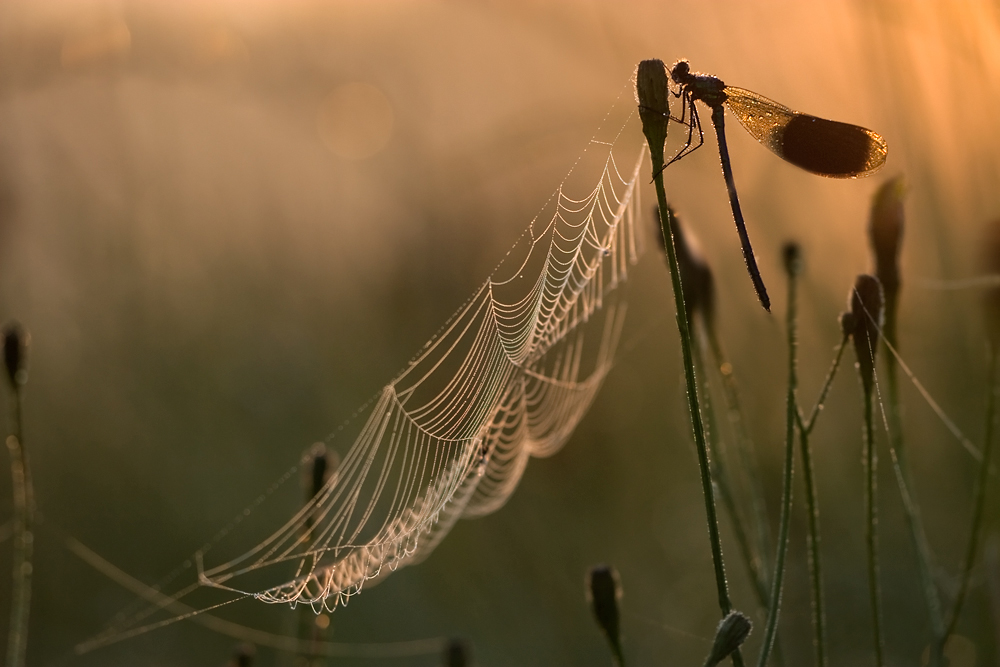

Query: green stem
[798,425,826,667]
[649,150,742,667]
[801,337,849,434]
[863,386,886,667]
[791,337,847,667]
[755,254,797,667]
[695,339,770,612]
[941,344,1000,643]
[707,331,775,583]
[5,387,32,667]
[884,342,945,662]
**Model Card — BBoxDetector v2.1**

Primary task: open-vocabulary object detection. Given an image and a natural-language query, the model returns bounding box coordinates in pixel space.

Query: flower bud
[2,322,28,389]
[848,275,885,394]
[655,205,716,334]
[869,176,905,345]
[781,241,802,279]
[587,564,624,665]
[868,177,905,302]
[704,611,752,667]
[636,60,670,163]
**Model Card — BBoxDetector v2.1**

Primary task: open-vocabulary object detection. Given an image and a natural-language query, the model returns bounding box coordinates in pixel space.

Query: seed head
[636,60,670,163]
[303,442,333,501]
[655,205,716,334]
[868,176,905,297]
[781,241,802,278]
[703,611,752,667]
[3,322,28,389]
[869,176,905,344]
[847,275,884,394]
[587,564,624,666]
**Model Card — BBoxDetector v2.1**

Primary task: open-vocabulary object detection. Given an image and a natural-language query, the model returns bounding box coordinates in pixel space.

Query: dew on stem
[639,61,741,667]
[3,320,32,667]
[846,275,886,667]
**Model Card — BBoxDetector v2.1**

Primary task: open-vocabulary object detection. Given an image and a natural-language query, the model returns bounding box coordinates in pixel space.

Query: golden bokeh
[316,83,394,160]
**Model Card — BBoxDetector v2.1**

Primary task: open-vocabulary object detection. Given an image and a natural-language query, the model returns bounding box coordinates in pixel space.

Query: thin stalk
[797,426,825,667]
[800,337,849,433]
[649,140,742,667]
[694,338,770,611]
[709,106,769,312]
[706,330,775,584]
[792,335,847,667]
[884,343,945,659]
[941,344,1000,643]
[639,65,740,664]
[755,253,797,667]
[5,385,32,667]
[863,385,886,667]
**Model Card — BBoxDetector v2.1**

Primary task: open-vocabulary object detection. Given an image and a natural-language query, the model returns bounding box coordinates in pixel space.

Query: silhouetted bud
[654,205,716,334]
[302,442,338,502]
[587,564,624,666]
[848,275,884,394]
[703,611,752,667]
[839,312,854,339]
[868,177,905,303]
[443,638,471,667]
[982,218,1000,346]
[230,643,255,667]
[636,60,670,162]
[869,177,905,348]
[3,322,28,388]
[781,241,802,278]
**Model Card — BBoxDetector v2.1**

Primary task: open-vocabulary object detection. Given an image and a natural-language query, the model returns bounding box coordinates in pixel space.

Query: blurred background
[1,0,1000,665]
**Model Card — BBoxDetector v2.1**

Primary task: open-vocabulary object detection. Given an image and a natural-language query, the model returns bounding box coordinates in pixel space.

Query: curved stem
[942,344,999,641]
[883,338,944,664]
[707,330,774,584]
[864,386,886,667]
[798,426,826,667]
[755,255,797,667]
[6,387,32,667]
[647,139,742,667]
[695,339,770,612]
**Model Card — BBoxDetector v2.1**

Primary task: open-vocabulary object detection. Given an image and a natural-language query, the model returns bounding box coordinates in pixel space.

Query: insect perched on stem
[664,59,888,312]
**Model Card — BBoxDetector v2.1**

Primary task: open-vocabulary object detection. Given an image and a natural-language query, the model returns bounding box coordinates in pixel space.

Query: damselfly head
[670,59,690,83]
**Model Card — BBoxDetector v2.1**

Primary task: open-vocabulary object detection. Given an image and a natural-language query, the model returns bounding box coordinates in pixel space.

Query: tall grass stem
[755,250,798,667]
[638,59,741,666]
[5,386,32,667]
[941,344,999,643]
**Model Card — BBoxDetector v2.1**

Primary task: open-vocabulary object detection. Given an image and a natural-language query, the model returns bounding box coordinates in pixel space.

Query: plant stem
[883,337,945,664]
[6,385,32,667]
[788,336,848,667]
[797,426,825,667]
[707,331,775,583]
[800,337,849,434]
[694,339,770,612]
[863,384,885,667]
[755,253,798,667]
[638,65,740,664]
[648,143,742,667]
[940,343,1000,646]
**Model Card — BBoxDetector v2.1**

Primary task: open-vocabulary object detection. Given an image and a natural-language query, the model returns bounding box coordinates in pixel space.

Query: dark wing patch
[778,115,887,178]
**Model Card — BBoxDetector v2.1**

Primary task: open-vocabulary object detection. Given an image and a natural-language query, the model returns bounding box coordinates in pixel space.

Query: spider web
[204,142,647,610]
[80,99,648,652]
